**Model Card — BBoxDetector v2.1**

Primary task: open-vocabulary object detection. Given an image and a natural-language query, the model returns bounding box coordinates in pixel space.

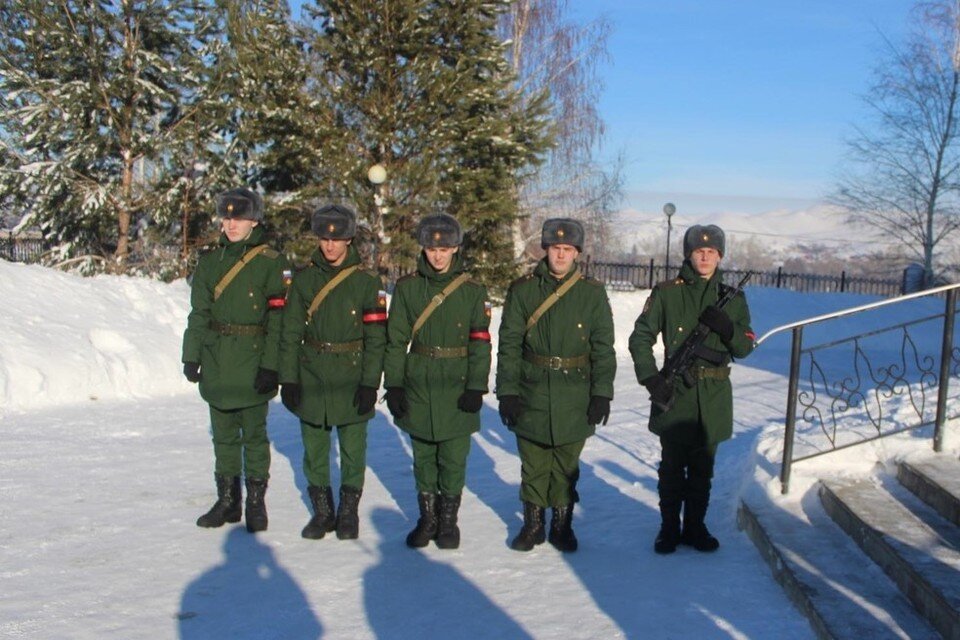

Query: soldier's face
[424,246,458,273]
[221,217,258,243]
[319,238,351,266]
[546,243,580,277]
[690,247,721,278]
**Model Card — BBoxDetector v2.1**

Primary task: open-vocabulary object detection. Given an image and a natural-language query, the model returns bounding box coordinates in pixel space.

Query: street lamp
[663,202,676,276]
[367,163,388,271]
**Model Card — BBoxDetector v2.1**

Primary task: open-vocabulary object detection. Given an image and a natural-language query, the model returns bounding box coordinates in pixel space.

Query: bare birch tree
[833,0,960,287]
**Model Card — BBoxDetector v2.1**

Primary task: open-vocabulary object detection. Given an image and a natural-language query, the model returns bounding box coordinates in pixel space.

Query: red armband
[267,295,286,309]
[469,329,491,342]
[363,308,387,324]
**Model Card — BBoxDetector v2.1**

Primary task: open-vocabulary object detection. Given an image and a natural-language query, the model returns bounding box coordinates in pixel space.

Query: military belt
[410,343,468,359]
[209,321,266,337]
[691,365,730,381]
[305,337,364,354]
[523,350,590,370]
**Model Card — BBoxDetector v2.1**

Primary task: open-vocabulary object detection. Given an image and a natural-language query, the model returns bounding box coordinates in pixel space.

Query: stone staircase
[739,454,960,640]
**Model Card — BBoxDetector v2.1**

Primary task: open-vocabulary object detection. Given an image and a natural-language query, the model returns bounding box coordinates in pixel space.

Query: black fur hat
[683,224,725,257]
[216,188,264,222]
[541,218,584,251]
[416,213,463,248]
[311,204,357,239]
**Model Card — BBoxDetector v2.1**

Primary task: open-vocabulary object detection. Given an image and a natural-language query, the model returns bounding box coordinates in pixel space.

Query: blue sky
[570,1,916,215]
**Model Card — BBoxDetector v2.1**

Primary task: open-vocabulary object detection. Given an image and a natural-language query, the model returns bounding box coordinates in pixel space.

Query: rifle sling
[306,265,359,321]
[213,244,269,301]
[411,273,471,340]
[525,270,581,333]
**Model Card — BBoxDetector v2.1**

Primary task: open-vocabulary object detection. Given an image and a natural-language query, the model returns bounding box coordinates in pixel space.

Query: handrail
[754,282,960,347]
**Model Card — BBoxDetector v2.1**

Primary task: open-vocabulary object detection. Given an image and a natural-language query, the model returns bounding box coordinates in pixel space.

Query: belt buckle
[430,346,441,358]
[320,342,333,352]
[548,356,562,370]
[219,324,229,335]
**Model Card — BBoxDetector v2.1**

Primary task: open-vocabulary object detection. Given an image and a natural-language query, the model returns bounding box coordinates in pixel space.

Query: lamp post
[663,202,676,276]
[367,163,387,272]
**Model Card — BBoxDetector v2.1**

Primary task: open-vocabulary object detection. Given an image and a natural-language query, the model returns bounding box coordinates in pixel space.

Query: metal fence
[581,258,906,297]
[0,233,44,262]
[754,283,960,493]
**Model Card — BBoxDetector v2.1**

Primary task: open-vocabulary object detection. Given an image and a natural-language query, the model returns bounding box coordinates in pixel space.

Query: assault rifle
[653,271,752,413]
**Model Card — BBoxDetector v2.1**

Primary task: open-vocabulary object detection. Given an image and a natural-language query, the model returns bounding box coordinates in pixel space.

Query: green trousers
[210,403,270,479]
[410,434,472,495]
[301,419,368,489]
[516,435,585,507]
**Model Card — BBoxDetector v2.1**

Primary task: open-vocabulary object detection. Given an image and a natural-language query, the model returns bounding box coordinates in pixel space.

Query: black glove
[457,389,484,413]
[353,385,378,415]
[641,374,673,407]
[586,395,611,426]
[385,387,409,420]
[183,362,201,383]
[699,305,734,342]
[498,395,522,427]
[281,383,302,412]
[253,367,279,394]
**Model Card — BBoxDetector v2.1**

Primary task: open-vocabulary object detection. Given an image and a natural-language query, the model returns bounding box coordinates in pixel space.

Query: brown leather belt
[410,343,468,359]
[209,321,266,337]
[692,365,730,380]
[523,350,589,370]
[305,336,363,353]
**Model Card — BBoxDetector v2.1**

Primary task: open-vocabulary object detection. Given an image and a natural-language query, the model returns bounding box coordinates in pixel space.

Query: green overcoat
[278,245,386,426]
[383,252,492,441]
[628,261,755,447]
[496,259,616,447]
[181,226,290,410]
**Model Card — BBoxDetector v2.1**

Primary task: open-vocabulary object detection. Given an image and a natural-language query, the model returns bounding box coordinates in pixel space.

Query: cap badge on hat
[227,203,234,214]
[557,228,565,238]
[328,223,336,233]
[433,231,441,241]
[702,233,709,241]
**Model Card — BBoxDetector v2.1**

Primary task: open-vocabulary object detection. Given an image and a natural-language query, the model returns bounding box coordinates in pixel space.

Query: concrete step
[819,479,960,640]
[738,493,939,640]
[898,455,960,527]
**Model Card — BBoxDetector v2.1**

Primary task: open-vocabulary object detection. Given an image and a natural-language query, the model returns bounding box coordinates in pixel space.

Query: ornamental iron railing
[754,283,960,493]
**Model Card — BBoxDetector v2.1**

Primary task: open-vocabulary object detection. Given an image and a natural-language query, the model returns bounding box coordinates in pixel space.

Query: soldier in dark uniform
[629,224,755,554]
[496,218,616,553]
[383,213,492,550]
[182,187,291,533]
[278,204,387,541]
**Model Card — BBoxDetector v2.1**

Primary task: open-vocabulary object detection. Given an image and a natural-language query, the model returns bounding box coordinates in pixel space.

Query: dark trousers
[210,403,270,479]
[410,434,472,495]
[658,422,715,522]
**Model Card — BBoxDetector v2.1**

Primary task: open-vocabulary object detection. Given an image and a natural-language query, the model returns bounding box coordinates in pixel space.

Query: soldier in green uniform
[383,213,492,550]
[182,187,291,534]
[278,204,387,541]
[496,218,616,553]
[628,224,755,554]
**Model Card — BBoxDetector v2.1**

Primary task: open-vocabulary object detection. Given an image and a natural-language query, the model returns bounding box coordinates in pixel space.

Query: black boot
[196,474,241,528]
[336,485,362,540]
[302,485,337,540]
[406,492,438,548]
[654,505,681,554]
[548,504,578,553]
[435,494,462,550]
[510,501,546,551]
[680,497,719,552]
[244,478,268,533]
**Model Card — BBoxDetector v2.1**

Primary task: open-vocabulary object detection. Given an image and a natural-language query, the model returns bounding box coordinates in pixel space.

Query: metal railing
[755,282,960,494]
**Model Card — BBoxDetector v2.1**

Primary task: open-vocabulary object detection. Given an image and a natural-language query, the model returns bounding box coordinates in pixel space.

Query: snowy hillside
[1,260,956,639]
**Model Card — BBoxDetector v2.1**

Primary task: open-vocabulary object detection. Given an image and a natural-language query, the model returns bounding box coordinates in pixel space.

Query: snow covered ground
[1,259,956,639]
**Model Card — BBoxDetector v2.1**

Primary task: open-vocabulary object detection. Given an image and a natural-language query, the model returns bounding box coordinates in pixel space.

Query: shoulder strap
[411,273,471,340]
[214,244,269,301]
[306,265,359,321]
[525,270,582,333]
